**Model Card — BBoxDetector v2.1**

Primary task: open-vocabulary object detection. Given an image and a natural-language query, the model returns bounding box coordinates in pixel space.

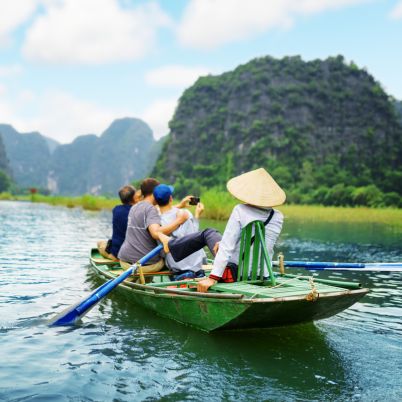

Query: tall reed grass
[1,190,401,227]
[0,192,118,211]
[200,190,402,228]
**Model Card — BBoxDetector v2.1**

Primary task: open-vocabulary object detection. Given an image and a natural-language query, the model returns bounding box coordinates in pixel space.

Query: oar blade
[48,300,85,326]
[49,244,163,326]
[48,279,114,326]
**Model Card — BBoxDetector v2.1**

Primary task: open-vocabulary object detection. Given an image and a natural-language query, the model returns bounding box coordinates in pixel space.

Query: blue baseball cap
[153,184,174,204]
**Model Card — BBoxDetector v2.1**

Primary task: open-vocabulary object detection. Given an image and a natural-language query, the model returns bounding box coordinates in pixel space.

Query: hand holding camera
[189,196,200,205]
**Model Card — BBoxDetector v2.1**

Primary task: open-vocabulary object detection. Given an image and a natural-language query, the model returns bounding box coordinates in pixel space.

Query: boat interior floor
[142,278,348,299]
[92,253,356,299]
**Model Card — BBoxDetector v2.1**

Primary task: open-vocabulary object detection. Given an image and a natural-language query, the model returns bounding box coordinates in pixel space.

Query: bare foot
[158,232,171,253]
[212,241,220,256]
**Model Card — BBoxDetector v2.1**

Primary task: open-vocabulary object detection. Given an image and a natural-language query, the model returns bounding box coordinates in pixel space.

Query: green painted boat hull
[89,249,369,332]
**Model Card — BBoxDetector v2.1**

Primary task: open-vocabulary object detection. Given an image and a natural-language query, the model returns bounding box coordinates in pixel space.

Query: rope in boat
[305,277,319,301]
[267,274,319,301]
[270,274,305,288]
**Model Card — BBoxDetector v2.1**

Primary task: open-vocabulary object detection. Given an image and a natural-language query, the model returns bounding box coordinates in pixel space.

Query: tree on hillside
[0,170,11,192]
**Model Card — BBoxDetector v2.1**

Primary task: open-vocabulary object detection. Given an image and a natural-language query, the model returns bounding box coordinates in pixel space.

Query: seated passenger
[97,185,140,260]
[118,178,189,275]
[158,168,285,292]
[153,184,206,280]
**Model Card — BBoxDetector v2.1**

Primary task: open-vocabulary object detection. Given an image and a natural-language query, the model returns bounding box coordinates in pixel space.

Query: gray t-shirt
[118,201,161,264]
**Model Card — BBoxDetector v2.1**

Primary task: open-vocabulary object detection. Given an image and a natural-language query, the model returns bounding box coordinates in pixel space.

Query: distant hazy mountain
[0,133,12,191]
[0,118,162,195]
[49,134,98,194]
[0,124,56,189]
[0,133,10,173]
[44,136,60,154]
[50,118,159,195]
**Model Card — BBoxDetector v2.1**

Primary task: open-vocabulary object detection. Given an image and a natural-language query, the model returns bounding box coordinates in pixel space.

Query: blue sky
[0,0,402,143]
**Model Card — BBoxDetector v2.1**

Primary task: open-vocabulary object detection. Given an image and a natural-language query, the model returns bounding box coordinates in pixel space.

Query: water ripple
[0,201,401,402]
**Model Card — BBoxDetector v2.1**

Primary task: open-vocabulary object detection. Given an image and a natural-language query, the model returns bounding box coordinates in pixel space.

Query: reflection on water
[0,201,401,401]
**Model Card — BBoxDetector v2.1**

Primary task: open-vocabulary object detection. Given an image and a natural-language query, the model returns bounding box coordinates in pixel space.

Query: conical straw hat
[227,168,286,207]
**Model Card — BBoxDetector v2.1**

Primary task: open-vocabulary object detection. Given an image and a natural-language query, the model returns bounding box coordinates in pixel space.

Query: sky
[0,0,402,144]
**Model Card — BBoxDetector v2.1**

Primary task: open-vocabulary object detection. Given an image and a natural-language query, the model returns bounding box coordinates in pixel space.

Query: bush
[325,184,355,206]
[352,185,384,207]
[0,192,13,200]
[310,186,330,205]
[383,192,402,208]
[81,194,101,211]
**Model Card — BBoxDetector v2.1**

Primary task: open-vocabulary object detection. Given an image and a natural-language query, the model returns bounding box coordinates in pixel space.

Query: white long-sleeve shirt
[211,204,283,278]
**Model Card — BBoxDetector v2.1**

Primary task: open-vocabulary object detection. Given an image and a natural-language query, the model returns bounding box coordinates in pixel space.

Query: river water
[0,201,401,401]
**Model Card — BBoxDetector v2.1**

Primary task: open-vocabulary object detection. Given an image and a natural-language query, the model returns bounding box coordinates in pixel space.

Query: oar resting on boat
[272,260,402,272]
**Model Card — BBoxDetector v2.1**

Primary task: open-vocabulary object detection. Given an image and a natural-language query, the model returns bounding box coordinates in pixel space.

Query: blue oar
[273,260,402,272]
[49,245,163,326]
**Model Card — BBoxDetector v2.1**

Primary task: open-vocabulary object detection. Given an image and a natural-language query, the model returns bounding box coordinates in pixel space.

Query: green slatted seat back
[237,220,276,285]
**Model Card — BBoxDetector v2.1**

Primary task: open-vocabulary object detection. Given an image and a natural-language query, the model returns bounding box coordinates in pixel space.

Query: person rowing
[117,178,190,275]
[158,168,285,292]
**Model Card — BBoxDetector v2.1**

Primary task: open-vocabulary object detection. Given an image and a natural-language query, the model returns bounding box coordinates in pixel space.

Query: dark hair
[140,178,160,197]
[155,197,170,207]
[118,185,136,205]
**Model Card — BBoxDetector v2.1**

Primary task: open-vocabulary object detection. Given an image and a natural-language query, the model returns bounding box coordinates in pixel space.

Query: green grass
[199,189,238,220]
[200,190,402,228]
[1,190,401,227]
[0,192,14,200]
[277,204,402,228]
[0,192,118,211]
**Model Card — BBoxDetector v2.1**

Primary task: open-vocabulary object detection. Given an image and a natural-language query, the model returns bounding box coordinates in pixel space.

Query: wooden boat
[90,247,369,332]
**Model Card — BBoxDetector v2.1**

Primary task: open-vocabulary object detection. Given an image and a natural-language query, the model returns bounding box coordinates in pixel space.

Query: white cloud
[145,65,213,88]
[0,88,129,143]
[0,0,39,46]
[0,64,23,77]
[26,90,128,142]
[141,98,178,139]
[177,0,370,49]
[0,84,176,143]
[0,84,26,128]
[390,1,402,19]
[22,0,172,64]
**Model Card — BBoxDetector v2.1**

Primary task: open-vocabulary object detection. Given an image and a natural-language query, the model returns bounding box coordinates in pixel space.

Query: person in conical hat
[158,168,285,292]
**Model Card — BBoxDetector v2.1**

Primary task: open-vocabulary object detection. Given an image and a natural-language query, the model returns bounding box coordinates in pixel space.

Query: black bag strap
[249,209,275,248]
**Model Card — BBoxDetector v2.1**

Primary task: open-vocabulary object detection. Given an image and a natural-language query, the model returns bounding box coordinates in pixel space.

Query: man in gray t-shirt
[118,178,189,266]
[118,200,161,265]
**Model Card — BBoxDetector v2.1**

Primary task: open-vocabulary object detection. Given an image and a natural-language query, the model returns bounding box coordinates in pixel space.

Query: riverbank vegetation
[0,192,116,210]
[1,190,401,228]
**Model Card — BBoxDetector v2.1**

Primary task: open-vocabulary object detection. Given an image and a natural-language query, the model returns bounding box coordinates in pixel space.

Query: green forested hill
[395,100,402,126]
[153,55,402,207]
